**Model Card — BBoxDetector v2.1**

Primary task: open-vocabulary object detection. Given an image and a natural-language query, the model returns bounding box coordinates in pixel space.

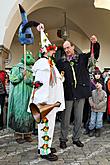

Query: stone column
[0,45,9,70]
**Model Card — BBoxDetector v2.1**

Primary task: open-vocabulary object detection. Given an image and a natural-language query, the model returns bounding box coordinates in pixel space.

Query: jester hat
[38,29,57,57]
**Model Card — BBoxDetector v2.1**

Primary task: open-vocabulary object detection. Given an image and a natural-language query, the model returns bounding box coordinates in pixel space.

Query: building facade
[0,0,110,70]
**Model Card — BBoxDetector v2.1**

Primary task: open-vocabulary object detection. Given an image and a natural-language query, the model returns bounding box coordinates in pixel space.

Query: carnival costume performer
[7,51,35,143]
[28,28,65,161]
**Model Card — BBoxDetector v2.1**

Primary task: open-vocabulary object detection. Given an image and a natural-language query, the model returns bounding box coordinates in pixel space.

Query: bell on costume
[30,101,61,123]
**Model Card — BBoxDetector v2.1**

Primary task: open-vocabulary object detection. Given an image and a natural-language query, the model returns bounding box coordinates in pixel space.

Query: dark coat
[56,42,100,100]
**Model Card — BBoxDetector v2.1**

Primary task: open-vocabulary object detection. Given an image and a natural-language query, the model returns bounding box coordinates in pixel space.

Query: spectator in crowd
[88,81,107,137]
[3,73,10,127]
[106,72,110,121]
[0,70,6,130]
[102,70,109,91]
[91,67,104,90]
[83,67,103,134]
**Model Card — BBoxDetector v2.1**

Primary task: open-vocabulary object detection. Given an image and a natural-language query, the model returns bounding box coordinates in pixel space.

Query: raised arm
[86,35,100,59]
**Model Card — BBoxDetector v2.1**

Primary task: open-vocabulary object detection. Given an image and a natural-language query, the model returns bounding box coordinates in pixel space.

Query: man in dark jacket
[56,35,100,148]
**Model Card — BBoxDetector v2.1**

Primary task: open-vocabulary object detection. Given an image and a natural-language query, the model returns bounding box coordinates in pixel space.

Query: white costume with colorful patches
[31,57,65,155]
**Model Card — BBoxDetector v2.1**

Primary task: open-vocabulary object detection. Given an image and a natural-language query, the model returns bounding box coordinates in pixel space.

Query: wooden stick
[24,44,26,70]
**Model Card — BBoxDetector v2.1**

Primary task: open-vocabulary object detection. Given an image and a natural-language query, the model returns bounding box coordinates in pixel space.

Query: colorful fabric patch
[42,135,51,141]
[41,126,49,132]
[32,81,43,89]
[41,117,48,123]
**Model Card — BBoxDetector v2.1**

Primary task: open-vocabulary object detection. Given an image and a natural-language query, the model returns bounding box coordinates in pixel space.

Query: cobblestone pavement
[0,122,110,165]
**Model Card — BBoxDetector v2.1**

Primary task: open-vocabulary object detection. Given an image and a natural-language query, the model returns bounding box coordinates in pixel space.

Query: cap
[94,66,101,75]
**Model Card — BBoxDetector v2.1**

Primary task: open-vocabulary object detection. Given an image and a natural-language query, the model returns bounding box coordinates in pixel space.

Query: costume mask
[21,51,35,66]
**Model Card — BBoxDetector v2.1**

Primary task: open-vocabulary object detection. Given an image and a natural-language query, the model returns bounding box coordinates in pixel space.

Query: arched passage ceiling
[24,0,110,40]
[28,7,87,36]
[3,0,110,49]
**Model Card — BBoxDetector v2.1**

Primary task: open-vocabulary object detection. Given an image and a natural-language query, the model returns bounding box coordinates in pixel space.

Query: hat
[18,4,34,45]
[39,29,57,55]
[94,66,102,75]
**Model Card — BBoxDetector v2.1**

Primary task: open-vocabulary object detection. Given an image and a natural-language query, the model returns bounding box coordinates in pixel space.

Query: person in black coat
[56,35,100,149]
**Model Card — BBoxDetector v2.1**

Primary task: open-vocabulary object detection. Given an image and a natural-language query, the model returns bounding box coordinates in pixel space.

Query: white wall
[0,0,17,45]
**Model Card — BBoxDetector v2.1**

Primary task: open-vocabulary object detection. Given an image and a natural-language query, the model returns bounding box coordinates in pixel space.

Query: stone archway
[0,0,45,69]
[1,0,110,69]
[3,1,88,68]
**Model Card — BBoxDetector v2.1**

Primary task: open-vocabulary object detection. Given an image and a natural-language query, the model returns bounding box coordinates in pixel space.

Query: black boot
[73,140,84,147]
[95,129,101,137]
[60,141,67,149]
[83,128,89,135]
[15,133,26,144]
[24,133,33,142]
[89,129,95,137]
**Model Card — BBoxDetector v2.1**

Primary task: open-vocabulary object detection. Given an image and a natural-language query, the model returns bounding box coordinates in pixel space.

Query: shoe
[38,147,56,154]
[16,138,26,144]
[40,153,58,161]
[95,129,100,137]
[60,141,67,149]
[73,140,84,147]
[0,126,3,130]
[50,148,56,153]
[89,129,95,137]
[83,129,89,135]
[25,137,33,142]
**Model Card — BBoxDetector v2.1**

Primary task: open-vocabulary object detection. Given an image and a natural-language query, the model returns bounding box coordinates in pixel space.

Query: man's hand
[90,35,97,43]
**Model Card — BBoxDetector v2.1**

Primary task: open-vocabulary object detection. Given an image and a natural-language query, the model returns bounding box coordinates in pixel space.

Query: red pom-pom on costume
[46,44,57,52]
[32,81,43,89]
